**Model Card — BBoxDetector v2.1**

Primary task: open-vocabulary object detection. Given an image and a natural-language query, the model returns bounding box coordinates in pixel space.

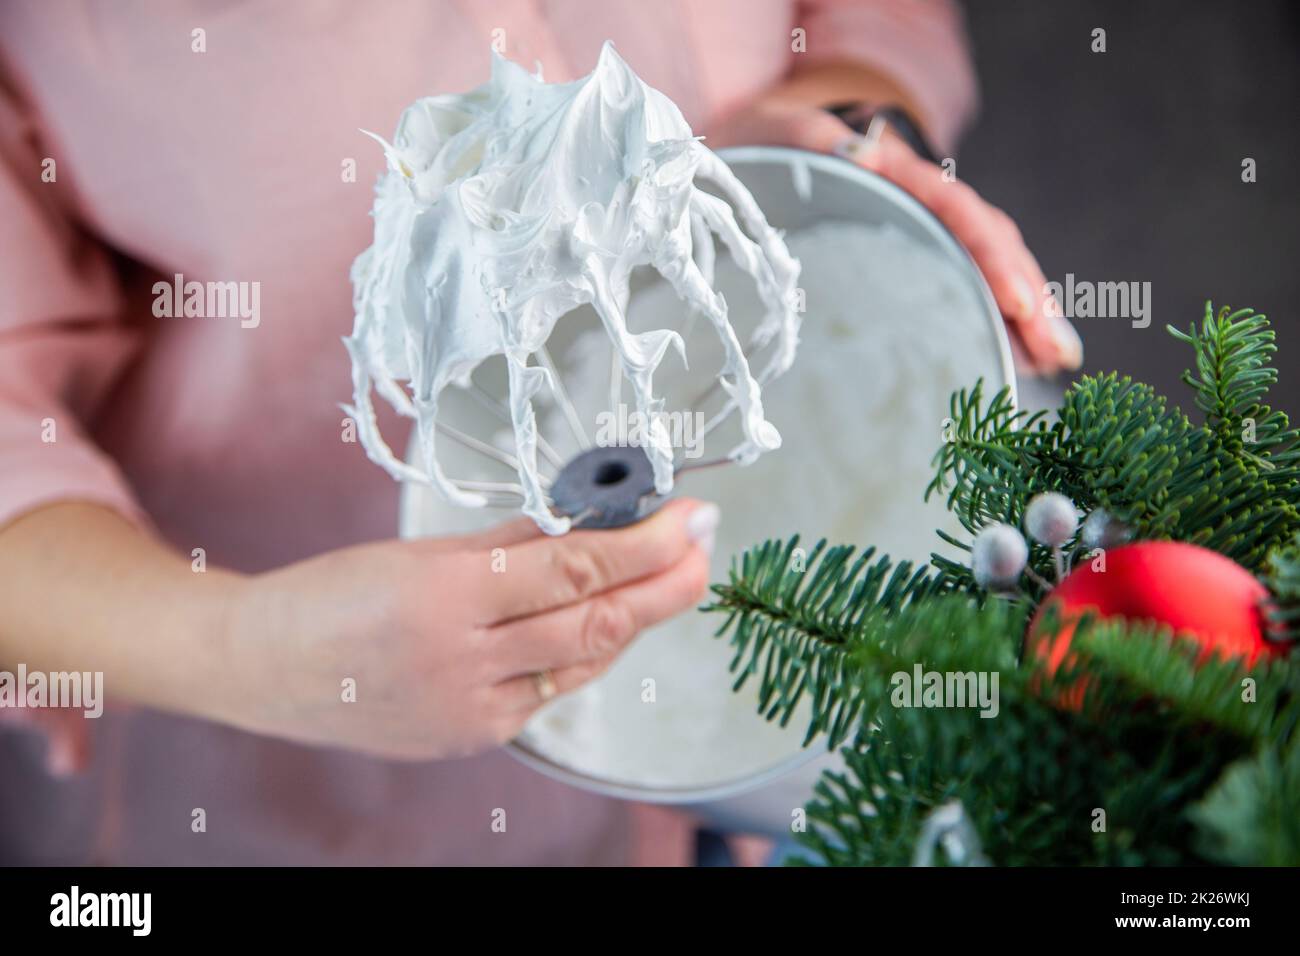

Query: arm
[0,498,716,760]
[0,65,166,769]
[0,504,247,723]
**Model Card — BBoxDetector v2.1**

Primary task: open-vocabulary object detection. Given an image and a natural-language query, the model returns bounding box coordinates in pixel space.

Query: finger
[855,139,1026,300]
[908,175,1034,320]
[713,102,858,154]
[852,130,934,187]
[480,498,719,623]
[1045,297,1083,371]
[487,544,712,678]
[409,516,544,557]
[456,516,546,552]
[856,139,1083,373]
[988,260,1081,377]
[976,210,1082,373]
[1004,258,1083,375]
[494,656,617,716]
[908,175,1061,372]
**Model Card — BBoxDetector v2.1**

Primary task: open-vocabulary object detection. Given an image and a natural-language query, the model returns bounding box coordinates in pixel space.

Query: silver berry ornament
[1024,492,1079,547]
[1079,507,1131,550]
[971,523,1029,588]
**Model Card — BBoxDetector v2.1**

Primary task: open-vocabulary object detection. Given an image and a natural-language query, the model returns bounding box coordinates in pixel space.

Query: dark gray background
[958,0,1298,411]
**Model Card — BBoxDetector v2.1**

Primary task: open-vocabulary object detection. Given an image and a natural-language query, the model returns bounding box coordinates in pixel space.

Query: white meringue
[345,42,800,533]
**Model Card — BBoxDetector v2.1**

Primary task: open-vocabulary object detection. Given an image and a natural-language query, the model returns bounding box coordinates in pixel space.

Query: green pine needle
[702,301,1300,866]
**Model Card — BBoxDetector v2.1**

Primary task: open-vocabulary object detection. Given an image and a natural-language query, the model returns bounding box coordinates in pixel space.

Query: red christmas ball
[1028,541,1283,682]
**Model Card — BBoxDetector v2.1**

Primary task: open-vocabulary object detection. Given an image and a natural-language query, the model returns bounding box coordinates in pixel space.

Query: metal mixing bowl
[399,145,1014,835]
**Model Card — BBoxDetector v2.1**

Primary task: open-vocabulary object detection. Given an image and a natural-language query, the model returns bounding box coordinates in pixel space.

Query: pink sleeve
[0,75,147,534]
[797,0,980,156]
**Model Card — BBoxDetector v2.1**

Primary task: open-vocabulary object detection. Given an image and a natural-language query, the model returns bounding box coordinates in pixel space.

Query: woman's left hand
[706,99,1082,376]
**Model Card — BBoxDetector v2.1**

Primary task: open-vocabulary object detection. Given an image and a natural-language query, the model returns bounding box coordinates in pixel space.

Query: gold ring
[533,669,558,703]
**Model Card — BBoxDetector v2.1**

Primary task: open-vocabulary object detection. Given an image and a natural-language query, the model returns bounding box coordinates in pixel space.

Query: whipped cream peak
[345,41,801,533]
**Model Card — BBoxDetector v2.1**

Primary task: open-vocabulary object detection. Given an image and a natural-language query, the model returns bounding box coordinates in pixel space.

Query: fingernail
[1050,313,1084,369]
[1012,276,1037,319]
[686,502,720,557]
[699,532,716,558]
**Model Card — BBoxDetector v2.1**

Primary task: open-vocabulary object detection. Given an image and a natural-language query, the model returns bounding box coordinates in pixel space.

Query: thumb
[707,101,857,155]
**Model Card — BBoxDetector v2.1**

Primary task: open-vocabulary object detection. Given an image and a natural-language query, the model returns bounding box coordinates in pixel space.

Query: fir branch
[796,653,1247,866]
[709,540,1299,866]
[918,304,1300,572]
[704,538,957,747]
[705,300,1300,866]
[1068,618,1300,745]
[1169,303,1284,456]
[1165,303,1300,566]
[1265,534,1300,641]
[926,380,1054,533]
[1189,741,1300,866]
[710,538,1300,754]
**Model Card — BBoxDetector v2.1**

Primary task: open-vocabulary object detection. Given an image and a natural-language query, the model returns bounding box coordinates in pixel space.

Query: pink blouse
[0,0,975,864]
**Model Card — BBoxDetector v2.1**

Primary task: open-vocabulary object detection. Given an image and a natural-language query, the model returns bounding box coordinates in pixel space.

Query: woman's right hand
[219,498,718,760]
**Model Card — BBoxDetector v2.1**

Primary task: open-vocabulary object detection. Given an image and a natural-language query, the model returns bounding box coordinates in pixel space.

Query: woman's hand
[707,95,1082,376]
[223,499,718,760]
